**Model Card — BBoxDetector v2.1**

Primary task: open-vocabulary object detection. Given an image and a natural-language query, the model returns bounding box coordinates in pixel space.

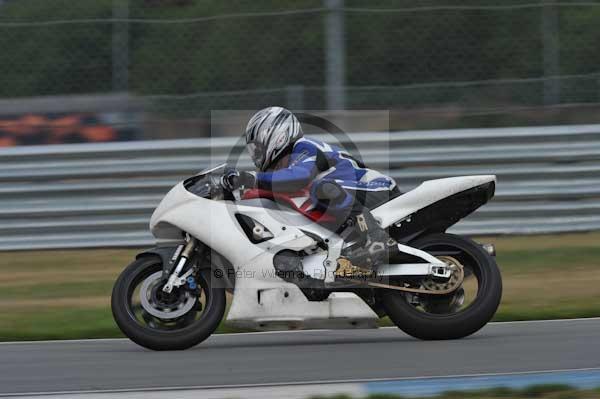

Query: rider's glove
[221,169,256,191]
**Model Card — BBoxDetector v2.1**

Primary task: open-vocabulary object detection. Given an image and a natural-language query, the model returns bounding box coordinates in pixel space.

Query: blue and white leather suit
[254,137,397,212]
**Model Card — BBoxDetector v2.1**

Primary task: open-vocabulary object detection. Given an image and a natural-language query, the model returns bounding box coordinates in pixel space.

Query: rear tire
[380,233,502,340]
[111,256,226,350]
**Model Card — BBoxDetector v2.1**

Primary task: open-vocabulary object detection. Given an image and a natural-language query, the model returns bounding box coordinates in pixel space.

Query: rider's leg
[336,186,403,272]
[341,203,397,270]
[312,180,399,272]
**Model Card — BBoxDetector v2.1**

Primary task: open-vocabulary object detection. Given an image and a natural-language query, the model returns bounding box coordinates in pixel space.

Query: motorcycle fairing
[150,182,377,329]
[372,175,496,229]
[149,174,497,331]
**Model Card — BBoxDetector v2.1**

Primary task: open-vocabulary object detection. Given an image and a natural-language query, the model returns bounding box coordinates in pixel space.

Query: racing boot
[336,210,397,277]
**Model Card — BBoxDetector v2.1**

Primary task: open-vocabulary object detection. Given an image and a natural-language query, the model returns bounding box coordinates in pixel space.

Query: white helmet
[245,106,303,171]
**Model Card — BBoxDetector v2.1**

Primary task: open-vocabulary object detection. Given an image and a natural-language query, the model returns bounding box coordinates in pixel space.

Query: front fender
[136,245,183,278]
[136,245,235,290]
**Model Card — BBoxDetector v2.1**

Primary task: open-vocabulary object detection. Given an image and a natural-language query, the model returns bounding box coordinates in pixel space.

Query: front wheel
[111,256,226,350]
[380,233,502,340]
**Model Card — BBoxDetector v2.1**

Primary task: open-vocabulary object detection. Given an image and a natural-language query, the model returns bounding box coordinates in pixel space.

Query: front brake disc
[140,271,196,319]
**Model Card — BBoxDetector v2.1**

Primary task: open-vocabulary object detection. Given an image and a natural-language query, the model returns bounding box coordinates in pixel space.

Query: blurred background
[0,0,599,342]
[2,0,600,142]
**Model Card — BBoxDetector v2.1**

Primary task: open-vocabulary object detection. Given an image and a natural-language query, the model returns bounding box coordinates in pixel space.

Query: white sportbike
[112,164,502,350]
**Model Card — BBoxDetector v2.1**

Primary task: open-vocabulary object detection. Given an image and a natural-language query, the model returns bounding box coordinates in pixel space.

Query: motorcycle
[111,164,502,350]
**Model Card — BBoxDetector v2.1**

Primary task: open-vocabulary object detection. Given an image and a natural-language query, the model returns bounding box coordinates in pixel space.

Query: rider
[223,106,400,273]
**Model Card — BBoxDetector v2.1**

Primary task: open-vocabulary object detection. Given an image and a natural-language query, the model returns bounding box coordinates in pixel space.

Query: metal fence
[2,1,600,118]
[1,124,599,251]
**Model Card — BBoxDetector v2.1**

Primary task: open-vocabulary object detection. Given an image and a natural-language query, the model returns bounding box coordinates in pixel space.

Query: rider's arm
[255,142,319,192]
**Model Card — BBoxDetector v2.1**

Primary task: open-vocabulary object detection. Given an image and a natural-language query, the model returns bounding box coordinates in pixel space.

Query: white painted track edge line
[483,316,600,325]
[1,317,599,345]
[3,367,600,397]
[0,328,334,345]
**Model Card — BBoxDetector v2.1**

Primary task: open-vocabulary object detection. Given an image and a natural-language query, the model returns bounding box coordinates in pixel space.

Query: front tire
[111,256,226,350]
[380,233,502,340]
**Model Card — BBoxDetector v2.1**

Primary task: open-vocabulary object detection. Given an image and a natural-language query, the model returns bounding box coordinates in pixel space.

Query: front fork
[162,236,198,293]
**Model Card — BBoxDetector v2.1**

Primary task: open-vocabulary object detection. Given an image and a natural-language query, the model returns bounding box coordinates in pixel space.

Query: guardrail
[1,124,599,250]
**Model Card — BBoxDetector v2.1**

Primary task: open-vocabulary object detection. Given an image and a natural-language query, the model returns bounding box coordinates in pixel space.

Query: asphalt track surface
[1,318,600,396]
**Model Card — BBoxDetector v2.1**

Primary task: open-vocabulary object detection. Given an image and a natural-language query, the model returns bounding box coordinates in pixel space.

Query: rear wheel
[380,233,502,340]
[111,256,226,350]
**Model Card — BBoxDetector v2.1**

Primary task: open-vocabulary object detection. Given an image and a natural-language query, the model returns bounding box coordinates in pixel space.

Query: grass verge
[1,232,599,341]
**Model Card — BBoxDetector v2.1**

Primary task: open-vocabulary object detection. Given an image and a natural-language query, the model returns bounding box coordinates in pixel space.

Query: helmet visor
[246,142,265,170]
